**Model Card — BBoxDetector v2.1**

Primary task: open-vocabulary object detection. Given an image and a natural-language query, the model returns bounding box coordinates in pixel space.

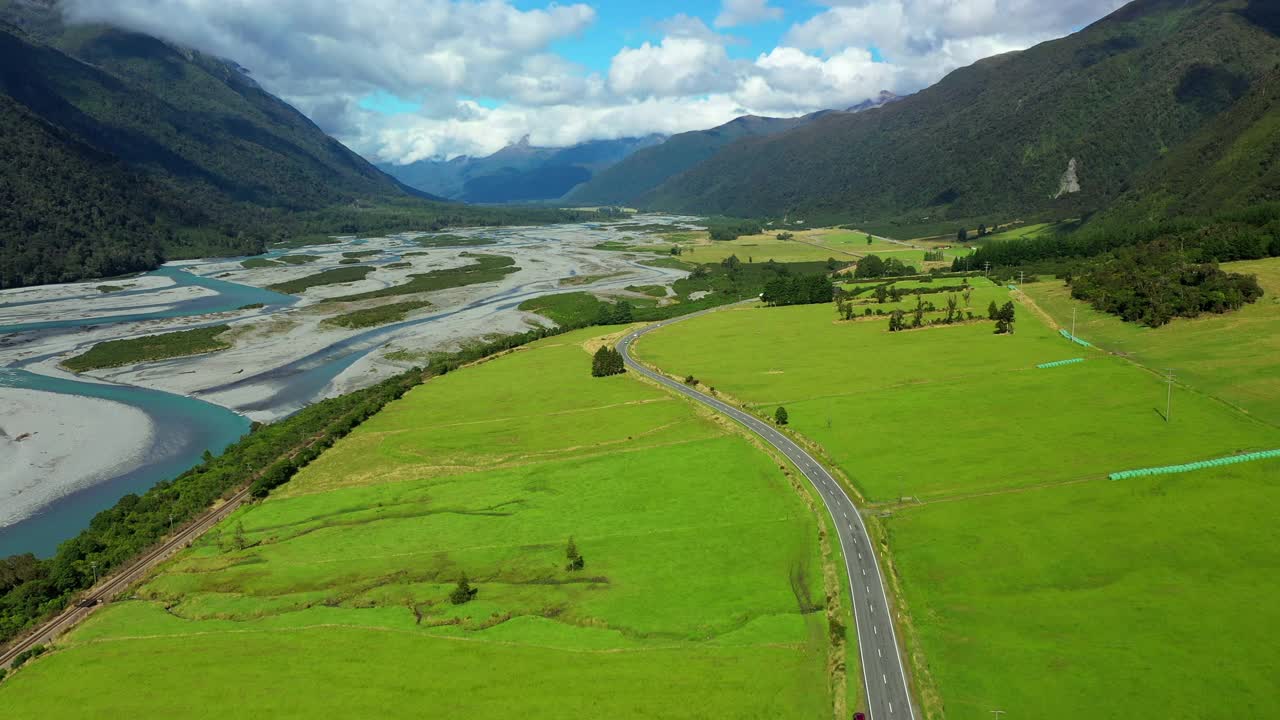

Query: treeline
[705,217,764,241]
[762,274,834,306]
[853,254,920,279]
[0,321,592,648]
[1070,239,1264,326]
[956,203,1280,274]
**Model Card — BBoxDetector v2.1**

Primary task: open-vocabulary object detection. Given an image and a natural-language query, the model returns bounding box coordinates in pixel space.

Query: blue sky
[67,0,1128,161]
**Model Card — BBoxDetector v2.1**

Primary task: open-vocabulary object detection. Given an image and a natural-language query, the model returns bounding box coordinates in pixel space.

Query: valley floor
[632,259,1280,718]
[0,328,846,718]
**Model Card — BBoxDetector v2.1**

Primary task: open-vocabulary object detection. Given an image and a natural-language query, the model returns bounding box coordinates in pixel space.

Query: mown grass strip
[1109,449,1280,480]
[62,325,232,372]
[321,301,432,330]
[268,266,375,294]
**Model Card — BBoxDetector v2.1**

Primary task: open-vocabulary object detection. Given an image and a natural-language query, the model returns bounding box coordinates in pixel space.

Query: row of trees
[956,205,1280,274]
[762,274,835,306]
[988,300,1017,334]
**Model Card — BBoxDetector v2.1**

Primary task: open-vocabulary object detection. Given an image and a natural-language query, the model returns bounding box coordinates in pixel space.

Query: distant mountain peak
[846,90,900,113]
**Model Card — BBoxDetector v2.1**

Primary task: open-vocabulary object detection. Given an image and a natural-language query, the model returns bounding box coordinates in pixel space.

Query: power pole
[991,711,1006,720]
[90,560,98,585]
[1071,307,1077,340]
[1018,270,1024,287]
[1165,369,1175,422]
[984,261,991,278]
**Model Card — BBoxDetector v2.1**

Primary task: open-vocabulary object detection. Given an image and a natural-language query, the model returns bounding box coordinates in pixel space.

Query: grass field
[631,272,1280,717]
[1,329,845,718]
[1021,258,1280,425]
[61,325,232,371]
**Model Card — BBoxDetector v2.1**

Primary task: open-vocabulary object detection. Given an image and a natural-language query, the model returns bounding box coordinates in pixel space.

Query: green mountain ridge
[638,0,1280,228]
[564,110,841,206]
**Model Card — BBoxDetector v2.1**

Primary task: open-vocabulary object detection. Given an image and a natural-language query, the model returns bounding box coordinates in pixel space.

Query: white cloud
[63,0,596,100]
[60,0,1131,162]
[608,36,739,97]
[715,0,783,28]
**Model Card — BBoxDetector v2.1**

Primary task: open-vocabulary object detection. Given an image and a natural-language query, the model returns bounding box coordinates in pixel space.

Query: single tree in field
[994,301,1017,334]
[988,300,1000,320]
[888,309,906,332]
[957,228,968,242]
[775,406,789,426]
[874,285,888,304]
[866,234,873,245]
[946,294,958,324]
[963,287,972,306]
[565,537,584,571]
[232,521,247,550]
[450,574,478,605]
[911,296,925,328]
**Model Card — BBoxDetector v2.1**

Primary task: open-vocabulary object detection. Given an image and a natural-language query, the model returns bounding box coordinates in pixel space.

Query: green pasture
[0,328,840,719]
[1021,257,1280,425]
[634,301,1278,501]
[631,280,1280,718]
[888,457,1280,719]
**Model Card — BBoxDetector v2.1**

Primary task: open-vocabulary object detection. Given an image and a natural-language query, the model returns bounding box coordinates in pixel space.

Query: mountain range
[378,134,665,204]
[382,92,901,206]
[636,0,1280,229]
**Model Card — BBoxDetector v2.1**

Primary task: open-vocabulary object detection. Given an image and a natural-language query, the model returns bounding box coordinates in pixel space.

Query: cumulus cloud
[715,0,783,28]
[786,0,1128,83]
[608,36,739,97]
[60,0,1131,162]
[63,0,595,99]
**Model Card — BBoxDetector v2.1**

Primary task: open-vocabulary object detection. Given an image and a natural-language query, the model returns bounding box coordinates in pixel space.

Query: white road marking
[877,648,882,658]
[883,674,888,685]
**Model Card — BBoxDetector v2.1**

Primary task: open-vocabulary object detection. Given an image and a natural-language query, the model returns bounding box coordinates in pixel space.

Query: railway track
[0,483,254,669]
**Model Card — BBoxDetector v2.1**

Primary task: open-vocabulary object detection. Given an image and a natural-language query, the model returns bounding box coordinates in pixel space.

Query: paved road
[0,484,255,669]
[618,309,916,720]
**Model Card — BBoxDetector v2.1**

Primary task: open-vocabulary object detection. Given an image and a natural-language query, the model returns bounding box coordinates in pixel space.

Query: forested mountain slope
[565,111,837,206]
[642,0,1280,225]
[0,2,443,288]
